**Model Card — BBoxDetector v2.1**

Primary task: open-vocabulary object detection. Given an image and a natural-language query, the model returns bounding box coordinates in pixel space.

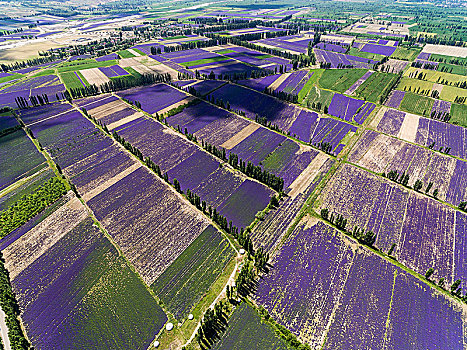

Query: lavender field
[256,220,465,349]
[319,163,465,284]
[2,5,466,349]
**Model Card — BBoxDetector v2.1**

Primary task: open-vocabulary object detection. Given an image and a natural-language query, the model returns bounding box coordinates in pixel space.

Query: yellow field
[404,67,467,84]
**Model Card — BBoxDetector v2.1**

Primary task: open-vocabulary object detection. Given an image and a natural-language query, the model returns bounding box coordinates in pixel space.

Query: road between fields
[181,258,241,348]
[0,306,11,350]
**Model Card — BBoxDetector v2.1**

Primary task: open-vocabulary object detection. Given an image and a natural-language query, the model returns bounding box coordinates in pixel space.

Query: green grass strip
[0,177,67,238]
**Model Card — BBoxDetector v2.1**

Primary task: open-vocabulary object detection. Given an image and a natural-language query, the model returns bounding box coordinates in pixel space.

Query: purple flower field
[208,83,355,149]
[276,70,308,94]
[98,65,129,78]
[237,74,281,92]
[117,83,187,114]
[315,49,378,69]
[417,52,431,60]
[360,43,397,56]
[11,217,167,350]
[432,99,451,114]
[385,90,405,108]
[319,163,466,283]
[256,218,465,348]
[315,42,347,53]
[328,93,365,122]
[377,108,466,160]
[95,53,119,61]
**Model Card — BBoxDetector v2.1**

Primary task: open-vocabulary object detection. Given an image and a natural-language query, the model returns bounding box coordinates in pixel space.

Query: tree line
[0,251,30,349]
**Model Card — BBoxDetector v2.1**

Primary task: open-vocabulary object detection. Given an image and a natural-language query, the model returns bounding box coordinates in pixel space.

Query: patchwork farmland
[0,1,466,349]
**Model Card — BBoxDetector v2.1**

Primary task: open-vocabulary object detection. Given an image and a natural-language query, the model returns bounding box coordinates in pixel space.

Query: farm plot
[275,70,310,94]
[88,165,211,285]
[0,128,47,191]
[60,71,87,89]
[319,163,463,282]
[353,71,398,103]
[397,77,434,95]
[379,58,409,74]
[1,75,60,93]
[360,43,396,56]
[208,83,355,149]
[384,90,405,108]
[4,206,167,350]
[404,67,466,86]
[256,218,465,349]
[314,49,378,69]
[237,74,281,92]
[189,80,226,96]
[117,83,188,114]
[399,92,434,116]
[251,156,334,253]
[349,129,467,206]
[318,68,368,93]
[82,96,141,128]
[450,104,467,127]
[198,62,263,78]
[377,108,466,160]
[113,113,274,230]
[390,47,421,61]
[98,65,129,78]
[212,303,291,350]
[301,85,334,111]
[323,250,465,350]
[165,100,332,190]
[17,104,213,286]
[79,67,110,85]
[255,220,354,348]
[0,112,18,132]
[152,225,234,320]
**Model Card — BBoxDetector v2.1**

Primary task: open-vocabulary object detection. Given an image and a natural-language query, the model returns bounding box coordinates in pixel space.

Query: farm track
[0,306,11,350]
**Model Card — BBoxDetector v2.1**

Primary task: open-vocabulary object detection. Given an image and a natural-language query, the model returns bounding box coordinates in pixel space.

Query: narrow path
[180,258,240,348]
[0,306,11,350]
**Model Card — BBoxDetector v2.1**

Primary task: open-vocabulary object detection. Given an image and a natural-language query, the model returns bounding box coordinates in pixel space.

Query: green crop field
[399,91,434,116]
[302,85,334,111]
[124,66,142,77]
[430,54,467,66]
[440,85,467,102]
[398,76,434,94]
[405,67,466,84]
[180,56,231,67]
[60,71,87,89]
[450,103,467,127]
[57,60,118,73]
[212,303,291,350]
[118,50,137,58]
[0,73,23,84]
[132,48,146,55]
[354,72,398,103]
[262,140,300,171]
[318,68,368,93]
[152,225,234,320]
[438,63,467,76]
[347,47,385,61]
[391,47,421,61]
[32,69,56,77]
[298,69,323,102]
[216,49,236,54]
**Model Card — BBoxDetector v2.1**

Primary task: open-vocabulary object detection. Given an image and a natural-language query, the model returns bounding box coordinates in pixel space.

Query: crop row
[207,83,354,154]
[256,219,465,349]
[318,163,467,284]
[377,108,467,160]
[3,199,166,349]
